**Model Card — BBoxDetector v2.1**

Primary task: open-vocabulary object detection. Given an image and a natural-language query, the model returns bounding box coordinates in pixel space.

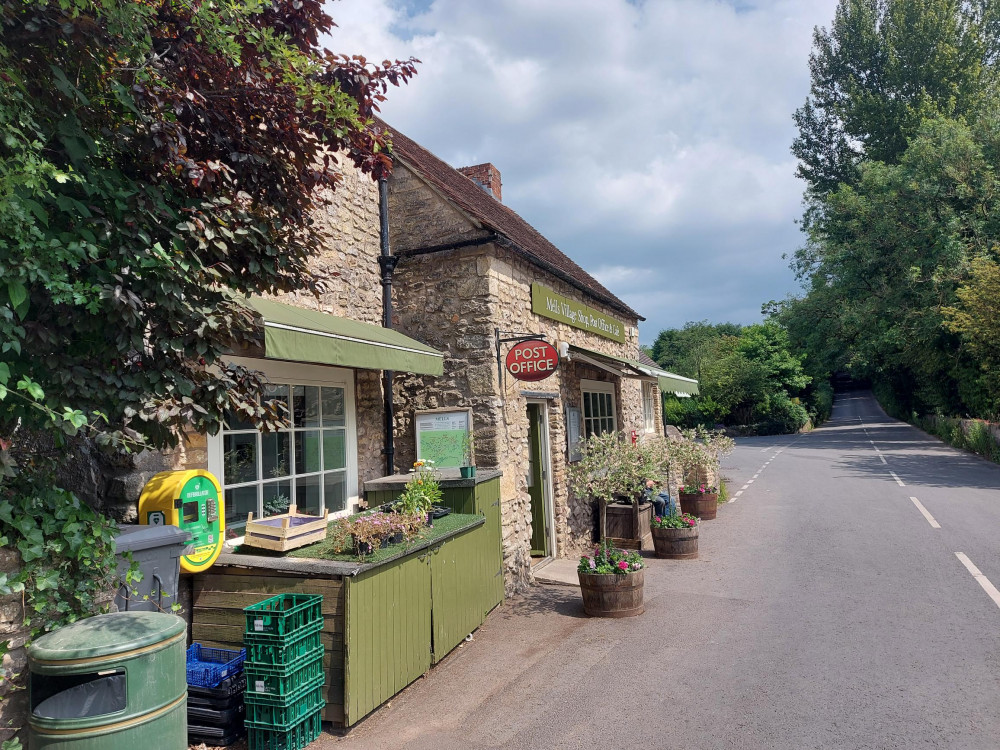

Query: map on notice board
[415,409,471,468]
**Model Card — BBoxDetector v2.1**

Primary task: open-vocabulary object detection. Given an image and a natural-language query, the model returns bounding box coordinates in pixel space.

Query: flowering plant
[395,460,442,515]
[349,511,395,556]
[679,483,718,495]
[578,539,644,575]
[651,512,698,529]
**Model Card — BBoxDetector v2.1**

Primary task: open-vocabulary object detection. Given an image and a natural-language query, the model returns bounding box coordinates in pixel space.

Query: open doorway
[526,401,555,562]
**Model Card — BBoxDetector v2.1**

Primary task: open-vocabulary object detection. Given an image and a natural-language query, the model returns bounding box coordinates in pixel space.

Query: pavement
[313,391,1000,749]
[531,558,580,587]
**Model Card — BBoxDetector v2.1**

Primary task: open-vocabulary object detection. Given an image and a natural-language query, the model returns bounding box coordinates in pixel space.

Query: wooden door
[527,404,549,556]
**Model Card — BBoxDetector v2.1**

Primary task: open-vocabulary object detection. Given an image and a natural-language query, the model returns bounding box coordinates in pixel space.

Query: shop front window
[581,379,617,438]
[214,374,351,529]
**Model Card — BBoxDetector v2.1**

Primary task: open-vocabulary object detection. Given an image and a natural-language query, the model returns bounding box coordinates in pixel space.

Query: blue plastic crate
[186,643,246,688]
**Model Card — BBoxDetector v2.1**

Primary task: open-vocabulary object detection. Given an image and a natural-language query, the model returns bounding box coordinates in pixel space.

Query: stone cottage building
[381,123,698,591]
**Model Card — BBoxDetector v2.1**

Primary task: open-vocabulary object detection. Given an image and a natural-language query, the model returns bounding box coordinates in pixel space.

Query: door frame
[526,399,557,559]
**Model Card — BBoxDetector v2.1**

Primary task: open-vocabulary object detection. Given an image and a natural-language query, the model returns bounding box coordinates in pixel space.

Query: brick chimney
[458,163,502,202]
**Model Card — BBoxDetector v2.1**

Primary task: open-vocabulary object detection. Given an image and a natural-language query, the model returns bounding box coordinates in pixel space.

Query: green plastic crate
[244,673,325,728]
[244,594,323,639]
[245,646,324,698]
[243,620,322,665]
[247,709,322,750]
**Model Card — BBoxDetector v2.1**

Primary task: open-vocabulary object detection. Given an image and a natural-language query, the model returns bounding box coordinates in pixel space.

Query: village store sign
[531,283,626,344]
[505,340,559,381]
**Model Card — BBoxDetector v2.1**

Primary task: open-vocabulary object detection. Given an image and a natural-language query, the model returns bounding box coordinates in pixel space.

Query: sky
[325,0,841,344]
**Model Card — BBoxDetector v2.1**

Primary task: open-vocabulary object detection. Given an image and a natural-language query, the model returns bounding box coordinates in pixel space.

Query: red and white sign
[505,340,559,382]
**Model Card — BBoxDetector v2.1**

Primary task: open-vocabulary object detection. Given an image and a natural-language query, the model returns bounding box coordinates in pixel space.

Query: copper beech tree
[0,0,417,463]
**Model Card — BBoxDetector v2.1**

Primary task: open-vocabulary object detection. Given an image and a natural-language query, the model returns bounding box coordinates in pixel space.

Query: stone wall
[388,164,490,252]
[390,236,648,592]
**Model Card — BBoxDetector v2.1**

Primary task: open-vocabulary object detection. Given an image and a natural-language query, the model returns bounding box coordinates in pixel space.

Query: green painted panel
[477,478,505,613]
[344,553,431,725]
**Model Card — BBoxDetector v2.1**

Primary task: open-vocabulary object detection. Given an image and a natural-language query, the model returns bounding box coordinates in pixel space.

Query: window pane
[583,393,592,419]
[321,387,345,427]
[295,430,322,474]
[223,433,258,484]
[262,432,290,479]
[262,481,292,517]
[324,472,346,513]
[264,384,290,428]
[296,474,321,515]
[225,485,258,526]
[223,409,255,431]
[323,430,346,471]
[293,386,320,428]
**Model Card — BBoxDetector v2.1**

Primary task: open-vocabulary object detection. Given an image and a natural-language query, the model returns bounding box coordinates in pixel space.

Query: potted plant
[669,428,734,520]
[395,460,443,526]
[650,512,699,559]
[349,511,394,557]
[567,431,666,548]
[460,432,476,479]
[576,539,645,617]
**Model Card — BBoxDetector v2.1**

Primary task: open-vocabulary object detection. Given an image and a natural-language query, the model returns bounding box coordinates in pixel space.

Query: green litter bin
[27,612,187,750]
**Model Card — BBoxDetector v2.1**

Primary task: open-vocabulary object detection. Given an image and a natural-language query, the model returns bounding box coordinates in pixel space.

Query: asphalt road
[322,391,1000,749]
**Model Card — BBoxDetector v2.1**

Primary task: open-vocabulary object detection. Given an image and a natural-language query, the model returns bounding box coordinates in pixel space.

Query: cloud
[325,0,839,341]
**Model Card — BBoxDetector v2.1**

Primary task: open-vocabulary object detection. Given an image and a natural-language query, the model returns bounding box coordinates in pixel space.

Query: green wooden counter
[190,473,503,728]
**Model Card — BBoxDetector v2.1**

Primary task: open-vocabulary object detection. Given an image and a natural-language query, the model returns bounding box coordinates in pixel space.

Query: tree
[0,0,416,633]
[650,321,742,380]
[792,0,996,201]
[0,0,417,462]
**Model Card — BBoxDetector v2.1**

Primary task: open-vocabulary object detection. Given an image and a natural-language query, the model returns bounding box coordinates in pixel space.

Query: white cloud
[324,0,840,339]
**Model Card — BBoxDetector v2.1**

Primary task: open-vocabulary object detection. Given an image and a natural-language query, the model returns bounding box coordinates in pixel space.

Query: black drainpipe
[378,177,399,477]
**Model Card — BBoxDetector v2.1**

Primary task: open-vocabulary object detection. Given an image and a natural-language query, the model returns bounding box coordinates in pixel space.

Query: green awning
[656,374,700,397]
[248,297,444,376]
[566,344,699,396]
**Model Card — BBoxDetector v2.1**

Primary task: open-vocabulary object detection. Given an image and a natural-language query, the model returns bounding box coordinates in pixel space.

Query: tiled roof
[637,350,660,368]
[379,120,642,321]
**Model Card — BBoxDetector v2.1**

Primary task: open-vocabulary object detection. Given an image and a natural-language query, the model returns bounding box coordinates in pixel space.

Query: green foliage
[792,0,997,200]
[578,539,644,575]
[395,461,442,515]
[567,432,666,504]
[0,480,118,637]
[653,321,810,433]
[650,512,697,530]
[0,0,415,637]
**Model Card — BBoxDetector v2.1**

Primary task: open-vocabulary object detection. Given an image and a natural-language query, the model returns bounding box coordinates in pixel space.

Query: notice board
[414,409,472,468]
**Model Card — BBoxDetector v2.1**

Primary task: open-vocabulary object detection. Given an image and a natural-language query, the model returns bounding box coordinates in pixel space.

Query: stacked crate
[186,644,247,746]
[243,593,326,750]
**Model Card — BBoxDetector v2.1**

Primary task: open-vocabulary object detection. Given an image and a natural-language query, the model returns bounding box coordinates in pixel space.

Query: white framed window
[581,379,617,439]
[642,382,657,433]
[208,357,358,529]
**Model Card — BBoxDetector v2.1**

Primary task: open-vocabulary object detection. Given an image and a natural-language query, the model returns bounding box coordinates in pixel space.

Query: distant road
[325,390,1000,749]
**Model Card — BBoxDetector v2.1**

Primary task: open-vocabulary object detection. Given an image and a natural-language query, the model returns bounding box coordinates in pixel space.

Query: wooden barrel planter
[601,500,653,550]
[577,570,645,618]
[679,492,718,520]
[651,525,699,559]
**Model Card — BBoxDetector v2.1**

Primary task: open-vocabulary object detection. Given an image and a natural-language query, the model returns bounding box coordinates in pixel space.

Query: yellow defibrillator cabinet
[138,469,225,573]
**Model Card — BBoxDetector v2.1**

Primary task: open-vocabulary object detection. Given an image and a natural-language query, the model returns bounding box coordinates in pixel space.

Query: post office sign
[505,340,560,382]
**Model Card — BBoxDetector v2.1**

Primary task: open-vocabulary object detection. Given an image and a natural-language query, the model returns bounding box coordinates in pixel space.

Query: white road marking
[955,553,1000,610]
[879,455,887,464]
[753,473,760,479]
[909,497,940,528]
[890,471,905,487]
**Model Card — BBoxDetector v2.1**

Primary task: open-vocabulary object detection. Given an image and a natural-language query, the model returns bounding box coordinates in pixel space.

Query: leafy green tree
[650,321,742,379]
[792,0,997,200]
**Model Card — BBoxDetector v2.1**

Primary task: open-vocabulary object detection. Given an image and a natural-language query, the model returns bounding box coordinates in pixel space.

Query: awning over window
[566,344,699,396]
[248,297,445,376]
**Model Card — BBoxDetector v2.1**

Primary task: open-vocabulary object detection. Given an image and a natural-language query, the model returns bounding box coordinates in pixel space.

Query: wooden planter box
[242,505,329,552]
[651,525,699,559]
[679,492,719,520]
[578,569,644,617]
[601,500,653,550]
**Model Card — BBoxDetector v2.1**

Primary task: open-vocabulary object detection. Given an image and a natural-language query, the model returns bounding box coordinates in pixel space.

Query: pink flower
[617,560,628,571]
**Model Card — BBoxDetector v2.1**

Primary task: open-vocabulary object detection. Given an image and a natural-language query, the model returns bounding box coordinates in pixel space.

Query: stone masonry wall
[390,240,646,591]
